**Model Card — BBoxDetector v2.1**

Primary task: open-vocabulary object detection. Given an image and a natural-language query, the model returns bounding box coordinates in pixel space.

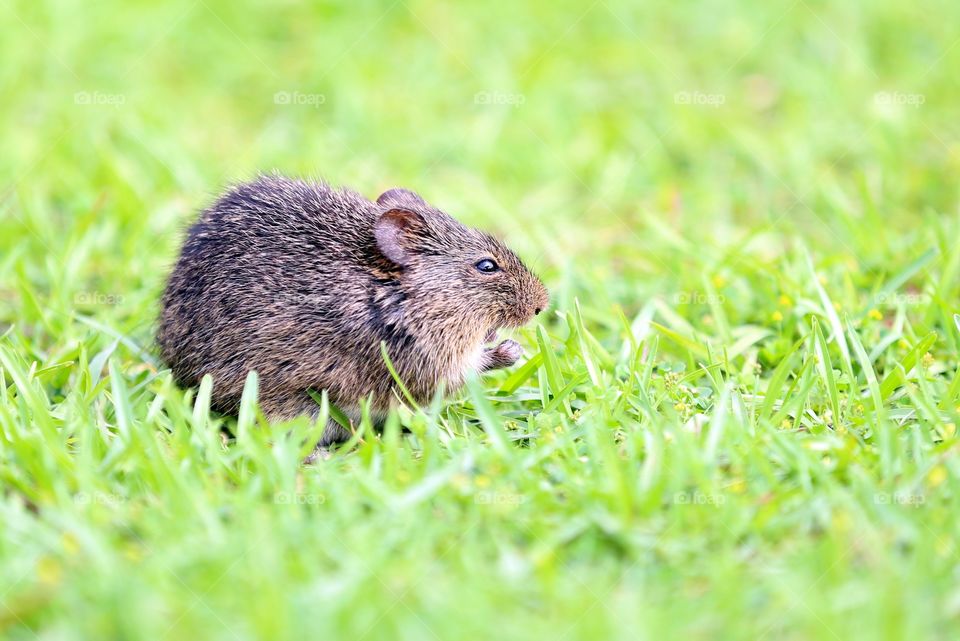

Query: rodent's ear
[374,209,426,266]
[376,188,426,207]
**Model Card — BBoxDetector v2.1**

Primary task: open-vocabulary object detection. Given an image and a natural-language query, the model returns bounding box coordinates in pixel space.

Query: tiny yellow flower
[780,419,792,429]
[475,475,491,488]
[61,533,80,556]
[771,311,783,322]
[674,402,687,412]
[922,352,935,368]
[898,339,910,349]
[124,543,144,562]
[37,556,62,586]
[778,295,792,307]
[712,275,726,288]
[928,465,948,488]
[868,309,883,321]
[833,511,852,533]
[943,423,956,438]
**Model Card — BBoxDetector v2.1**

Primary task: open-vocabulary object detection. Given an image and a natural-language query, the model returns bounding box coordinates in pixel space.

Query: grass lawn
[3,0,960,638]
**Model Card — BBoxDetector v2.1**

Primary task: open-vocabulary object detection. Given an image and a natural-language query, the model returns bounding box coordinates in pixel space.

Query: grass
[3,0,960,638]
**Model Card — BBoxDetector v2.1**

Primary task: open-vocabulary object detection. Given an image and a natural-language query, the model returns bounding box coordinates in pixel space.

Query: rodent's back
[158,176,388,413]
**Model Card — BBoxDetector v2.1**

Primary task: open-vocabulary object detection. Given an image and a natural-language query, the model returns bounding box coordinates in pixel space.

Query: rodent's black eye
[474,258,500,274]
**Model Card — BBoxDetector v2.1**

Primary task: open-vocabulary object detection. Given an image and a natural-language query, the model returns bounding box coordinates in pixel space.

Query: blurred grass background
[2,0,960,639]
[4,0,958,333]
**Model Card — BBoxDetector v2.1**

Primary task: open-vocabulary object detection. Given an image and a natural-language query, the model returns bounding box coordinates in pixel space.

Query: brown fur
[158,175,548,445]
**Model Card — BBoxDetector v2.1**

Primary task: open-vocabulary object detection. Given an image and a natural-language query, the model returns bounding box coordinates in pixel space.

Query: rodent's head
[374,188,549,334]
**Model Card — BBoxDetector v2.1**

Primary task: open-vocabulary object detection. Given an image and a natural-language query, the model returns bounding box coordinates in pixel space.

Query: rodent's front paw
[483,339,523,371]
[495,339,523,363]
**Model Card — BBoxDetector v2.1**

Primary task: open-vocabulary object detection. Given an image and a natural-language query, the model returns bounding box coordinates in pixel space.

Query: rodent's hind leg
[479,339,523,372]
[318,418,352,447]
[302,419,353,465]
[270,392,354,462]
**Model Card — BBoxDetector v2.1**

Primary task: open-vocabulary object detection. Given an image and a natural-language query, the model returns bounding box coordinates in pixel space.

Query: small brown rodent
[158,175,548,446]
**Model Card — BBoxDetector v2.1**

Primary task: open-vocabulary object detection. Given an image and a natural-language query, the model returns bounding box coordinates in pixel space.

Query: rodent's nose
[534,307,543,315]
